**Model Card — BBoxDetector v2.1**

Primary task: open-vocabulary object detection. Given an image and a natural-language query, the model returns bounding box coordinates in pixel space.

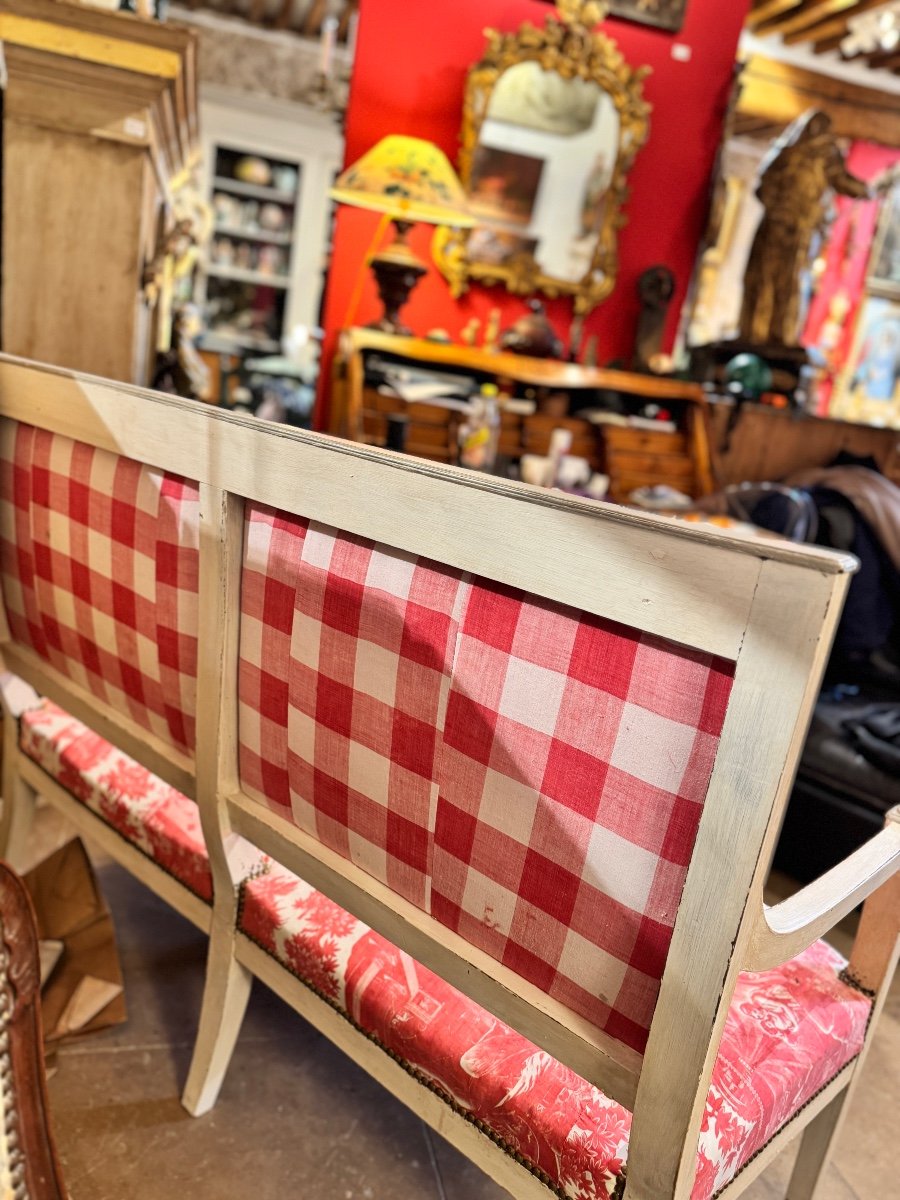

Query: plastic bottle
[459,383,501,471]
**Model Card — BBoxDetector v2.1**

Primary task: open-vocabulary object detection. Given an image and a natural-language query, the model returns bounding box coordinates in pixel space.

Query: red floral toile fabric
[241,862,871,1200]
[18,700,268,901]
[0,422,200,752]
[237,505,735,1055]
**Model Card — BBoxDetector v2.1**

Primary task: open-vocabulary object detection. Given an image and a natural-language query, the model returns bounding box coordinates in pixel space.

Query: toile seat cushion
[17,697,873,1200]
[240,861,872,1200]
[17,700,262,903]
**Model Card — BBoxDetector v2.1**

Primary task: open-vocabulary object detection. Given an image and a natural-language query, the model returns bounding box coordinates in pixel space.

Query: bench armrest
[747,806,900,973]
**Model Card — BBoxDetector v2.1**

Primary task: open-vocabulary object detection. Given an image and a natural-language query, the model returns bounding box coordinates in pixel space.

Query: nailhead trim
[838,967,877,1000]
[710,1054,861,1199]
[237,886,868,1200]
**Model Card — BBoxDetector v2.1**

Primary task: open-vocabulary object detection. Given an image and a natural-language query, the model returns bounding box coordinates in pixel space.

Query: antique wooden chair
[0,356,895,1200]
[0,861,68,1199]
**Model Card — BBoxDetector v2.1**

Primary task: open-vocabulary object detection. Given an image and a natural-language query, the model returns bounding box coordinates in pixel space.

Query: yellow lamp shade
[331,135,475,227]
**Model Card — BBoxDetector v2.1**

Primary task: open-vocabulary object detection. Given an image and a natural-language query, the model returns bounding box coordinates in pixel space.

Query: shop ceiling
[184,2,900,148]
[747,1,900,73]
[738,2,900,143]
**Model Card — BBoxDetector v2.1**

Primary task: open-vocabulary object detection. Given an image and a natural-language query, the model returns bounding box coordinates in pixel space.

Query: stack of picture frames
[833,177,900,430]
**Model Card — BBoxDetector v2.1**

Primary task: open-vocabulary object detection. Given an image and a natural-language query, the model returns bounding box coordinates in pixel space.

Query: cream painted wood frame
[0,355,896,1200]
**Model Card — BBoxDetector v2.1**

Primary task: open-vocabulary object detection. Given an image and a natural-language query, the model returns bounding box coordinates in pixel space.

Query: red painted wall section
[319,0,751,425]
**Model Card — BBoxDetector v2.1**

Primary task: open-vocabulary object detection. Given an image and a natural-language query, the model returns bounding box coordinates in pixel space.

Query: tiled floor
[38,830,899,1200]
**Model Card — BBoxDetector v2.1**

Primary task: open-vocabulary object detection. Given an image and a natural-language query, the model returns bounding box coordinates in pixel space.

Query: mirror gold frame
[433,0,651,317]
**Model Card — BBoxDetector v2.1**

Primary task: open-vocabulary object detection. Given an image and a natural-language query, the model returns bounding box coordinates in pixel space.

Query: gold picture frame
[433,0,651,318]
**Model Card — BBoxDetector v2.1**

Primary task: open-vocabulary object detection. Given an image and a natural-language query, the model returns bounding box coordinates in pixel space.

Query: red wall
[319,0,751,424]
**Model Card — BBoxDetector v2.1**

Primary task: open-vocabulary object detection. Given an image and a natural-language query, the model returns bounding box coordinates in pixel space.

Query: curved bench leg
[182,926,252,1117]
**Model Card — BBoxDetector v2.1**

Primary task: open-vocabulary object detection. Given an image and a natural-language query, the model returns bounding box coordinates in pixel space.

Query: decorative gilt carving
[434,0,650,317]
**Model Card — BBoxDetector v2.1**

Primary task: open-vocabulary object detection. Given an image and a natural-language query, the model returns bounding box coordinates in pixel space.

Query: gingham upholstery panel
[238,506,469,908]
[432,581,734,1053]
[241,862,871,1200]
[0,422,200,753]
[238,505,735,1054]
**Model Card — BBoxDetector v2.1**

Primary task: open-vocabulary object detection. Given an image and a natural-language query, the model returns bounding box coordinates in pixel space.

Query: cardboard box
[24,838,126,1041]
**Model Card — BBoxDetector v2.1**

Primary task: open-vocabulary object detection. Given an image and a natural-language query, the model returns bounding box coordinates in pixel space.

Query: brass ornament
[433,0,651,317]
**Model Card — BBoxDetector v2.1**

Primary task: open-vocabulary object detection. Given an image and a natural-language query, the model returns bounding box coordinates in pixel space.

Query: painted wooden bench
[0,355,896,1200]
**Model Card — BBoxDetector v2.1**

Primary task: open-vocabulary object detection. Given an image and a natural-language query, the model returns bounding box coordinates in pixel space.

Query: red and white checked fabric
[239,505,469,908]
[240,861,871,1200]
[431,581,735,1053]
[0,422,200,753]
[238,506,734,1054]
[19,700,228,900]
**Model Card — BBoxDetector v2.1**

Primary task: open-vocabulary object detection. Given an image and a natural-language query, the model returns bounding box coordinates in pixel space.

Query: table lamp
[331,135,474,336]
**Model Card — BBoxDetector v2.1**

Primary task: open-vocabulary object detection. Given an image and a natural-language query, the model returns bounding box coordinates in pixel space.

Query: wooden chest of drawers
[335,329,716,503]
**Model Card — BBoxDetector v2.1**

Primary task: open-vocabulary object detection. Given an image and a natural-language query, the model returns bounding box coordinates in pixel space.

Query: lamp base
[366,220,427,337]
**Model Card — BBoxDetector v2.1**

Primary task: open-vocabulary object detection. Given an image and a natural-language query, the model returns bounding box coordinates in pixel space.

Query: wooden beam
[814,31,848,52]
[755,0,858,40]
[864,47,900,69]
[273,0,294,29]
[747,0,806,30]
[784,0,893,46]
[738,53,900,145]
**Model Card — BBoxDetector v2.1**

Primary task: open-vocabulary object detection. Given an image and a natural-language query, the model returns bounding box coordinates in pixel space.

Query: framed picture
[537,1,688,34]
[832,295,900,428]
[468,146,545,226]
[609,1,689,34]
[867,183,900,299]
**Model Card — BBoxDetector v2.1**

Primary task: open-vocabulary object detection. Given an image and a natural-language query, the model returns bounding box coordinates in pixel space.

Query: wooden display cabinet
[196,88,343,357]
[0,1,198,385]
[332,329,717,503]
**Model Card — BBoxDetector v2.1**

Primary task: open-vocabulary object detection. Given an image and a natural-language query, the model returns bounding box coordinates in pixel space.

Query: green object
[724,353,773,399]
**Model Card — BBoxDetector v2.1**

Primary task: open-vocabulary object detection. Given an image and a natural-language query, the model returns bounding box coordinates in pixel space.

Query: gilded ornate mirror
[434,0,651,316]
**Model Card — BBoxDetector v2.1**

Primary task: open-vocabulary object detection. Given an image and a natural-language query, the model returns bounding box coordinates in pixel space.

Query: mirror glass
[467,62,619,286]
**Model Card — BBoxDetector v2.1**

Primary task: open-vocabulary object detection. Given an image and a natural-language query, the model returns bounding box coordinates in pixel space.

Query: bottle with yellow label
[459,384,500,471]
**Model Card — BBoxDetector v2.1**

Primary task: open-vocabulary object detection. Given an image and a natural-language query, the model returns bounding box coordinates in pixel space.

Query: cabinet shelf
[205,263,291,289]
[212,175,297,204]
[213,225,293,246]
[202,332,281,355]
